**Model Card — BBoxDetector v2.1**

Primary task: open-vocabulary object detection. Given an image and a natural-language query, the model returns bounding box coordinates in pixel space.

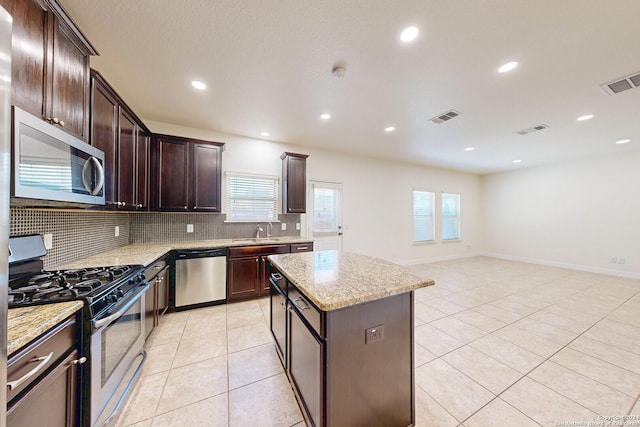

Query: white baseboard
[480,252,640,280]
[397,251,482,266]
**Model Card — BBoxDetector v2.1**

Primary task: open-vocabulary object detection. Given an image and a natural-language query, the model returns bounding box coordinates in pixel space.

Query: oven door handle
[92,283,149,331]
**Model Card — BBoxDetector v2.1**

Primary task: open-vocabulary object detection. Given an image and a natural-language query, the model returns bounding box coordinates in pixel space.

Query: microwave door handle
[82,156,105,196]
[91,156,105,196]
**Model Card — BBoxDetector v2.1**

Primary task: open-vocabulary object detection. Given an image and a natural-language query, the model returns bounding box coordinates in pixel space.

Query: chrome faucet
[256,224,264,239]
[267,222,273,238]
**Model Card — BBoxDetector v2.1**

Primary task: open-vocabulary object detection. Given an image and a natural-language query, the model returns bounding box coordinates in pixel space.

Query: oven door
[91,283,148,427]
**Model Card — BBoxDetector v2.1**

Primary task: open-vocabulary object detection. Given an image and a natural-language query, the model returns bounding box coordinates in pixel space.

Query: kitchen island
[267,251,434,427]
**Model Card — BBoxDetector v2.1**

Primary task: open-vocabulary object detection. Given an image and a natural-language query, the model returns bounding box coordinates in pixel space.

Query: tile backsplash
[10,208,130,268]
[10,208,301,268]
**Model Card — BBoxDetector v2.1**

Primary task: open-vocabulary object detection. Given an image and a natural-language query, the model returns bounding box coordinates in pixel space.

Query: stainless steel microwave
[12,106,105,205]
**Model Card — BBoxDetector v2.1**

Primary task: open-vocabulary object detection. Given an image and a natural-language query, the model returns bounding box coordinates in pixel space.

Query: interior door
[308,181,343,252]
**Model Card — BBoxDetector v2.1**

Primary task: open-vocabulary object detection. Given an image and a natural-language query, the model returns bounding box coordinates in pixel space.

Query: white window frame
[225,172,279,222]
[412,189,435,243]
[441,192,461,240]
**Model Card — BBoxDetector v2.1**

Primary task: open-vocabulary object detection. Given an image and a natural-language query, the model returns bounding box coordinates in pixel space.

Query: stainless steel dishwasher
[175,248,227,310]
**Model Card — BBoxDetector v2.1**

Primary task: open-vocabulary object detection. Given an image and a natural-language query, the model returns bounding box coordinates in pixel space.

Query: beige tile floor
[114,256,640,427]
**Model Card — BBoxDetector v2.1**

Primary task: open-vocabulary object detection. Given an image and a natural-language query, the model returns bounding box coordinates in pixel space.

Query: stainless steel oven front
[90,283,148,427]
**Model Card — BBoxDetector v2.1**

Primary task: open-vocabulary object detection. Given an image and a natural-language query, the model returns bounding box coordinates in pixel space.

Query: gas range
[9,264,146,319]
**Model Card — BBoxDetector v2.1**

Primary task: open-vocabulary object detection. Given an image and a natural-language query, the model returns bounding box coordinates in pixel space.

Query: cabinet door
[157,138,189,211]
[227,256,260,302]
[6,0,47,118]
[144,282,156,340]
[49,14,90,140]
[156,267,170,318]
[7,349,80,427]
[282,153,308,213]
[259,256,271,295]
[136,129,149,209]
[270,283,287,366]
[289,307,323,427]
[90,77,118,204]
[192,143,222,211]
[117,109,137,207]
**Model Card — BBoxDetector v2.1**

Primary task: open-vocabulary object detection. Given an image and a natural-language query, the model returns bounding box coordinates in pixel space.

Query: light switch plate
[43,233,53,250]
[365,325,384,344]
[296,223,300,230]
[281,223,287,231]
[115,226,120,237]
[187,224,194,233]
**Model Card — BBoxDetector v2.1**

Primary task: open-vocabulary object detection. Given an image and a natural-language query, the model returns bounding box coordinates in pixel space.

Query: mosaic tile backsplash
[10,208,301,268]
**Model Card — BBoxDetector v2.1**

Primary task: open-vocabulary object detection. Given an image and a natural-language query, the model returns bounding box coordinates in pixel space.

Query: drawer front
[7,317,76,403]
[228,244,289,258]
[290,242,313,253]
[288,285,322,337]
[145,258,168,281]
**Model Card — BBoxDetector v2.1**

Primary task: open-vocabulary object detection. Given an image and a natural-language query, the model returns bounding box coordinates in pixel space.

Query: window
[442,193,460,240]
[413,190,435,243]
[226,173,278,222]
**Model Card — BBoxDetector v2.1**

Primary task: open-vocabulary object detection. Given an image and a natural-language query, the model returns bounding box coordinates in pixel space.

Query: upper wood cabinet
[151,134,225,212]
[90,70,150,210]
[281,152,309,213]
[2,0,98,141]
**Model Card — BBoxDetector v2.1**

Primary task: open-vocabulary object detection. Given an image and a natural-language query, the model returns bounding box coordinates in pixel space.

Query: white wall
[481,151,640,278]
[146,120,482,264]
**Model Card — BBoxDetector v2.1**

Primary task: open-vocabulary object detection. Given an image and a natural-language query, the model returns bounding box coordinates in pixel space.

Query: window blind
[413,190,435,242]
[313,188,339,233]
[227,173,278,222]
[442,193,460,240]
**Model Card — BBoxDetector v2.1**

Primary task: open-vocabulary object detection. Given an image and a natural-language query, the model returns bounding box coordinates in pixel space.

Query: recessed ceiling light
[191,80,206,90]
[465,147,475,151]
[384,126,396,132]
[260,131,270,137]
[513,159,522,164]
[577,114,594,121]
[498,61,518,73]
[616,139,630,144]
[320,113,331,120]
[400,26,419,43]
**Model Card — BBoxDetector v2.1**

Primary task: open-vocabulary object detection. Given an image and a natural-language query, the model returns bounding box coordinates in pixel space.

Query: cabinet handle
[296,246,308,250]
[184,206,187,210]
[70,357,87,365]
[7,351,53,390]
[137,204,143,209]
[291,297,310,311]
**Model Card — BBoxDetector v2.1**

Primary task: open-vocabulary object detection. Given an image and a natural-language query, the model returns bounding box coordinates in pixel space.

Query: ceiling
[61,0,640,174]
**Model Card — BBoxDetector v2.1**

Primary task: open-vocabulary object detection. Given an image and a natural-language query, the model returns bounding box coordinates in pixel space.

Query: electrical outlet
[618,257,626,264]
[296,223,300,230]
[610,257,618,264]
[365,325,384,344]
[187,224,194,233]
[43,233,53,250]
[281,223,287,231]
[115,226,120,237]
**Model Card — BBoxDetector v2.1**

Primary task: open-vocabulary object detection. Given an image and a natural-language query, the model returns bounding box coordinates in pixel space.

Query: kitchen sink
[231,237,284,243]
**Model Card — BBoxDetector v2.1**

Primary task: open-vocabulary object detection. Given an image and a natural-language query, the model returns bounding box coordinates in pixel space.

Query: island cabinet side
[270,265,415,427]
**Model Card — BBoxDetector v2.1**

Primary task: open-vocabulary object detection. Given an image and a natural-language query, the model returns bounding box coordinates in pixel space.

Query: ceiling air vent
[430,110,462,124]
[516,124,549,135]
[601,71,640,95]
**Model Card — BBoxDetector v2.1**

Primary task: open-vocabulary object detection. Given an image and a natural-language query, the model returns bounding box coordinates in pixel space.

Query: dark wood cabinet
[281,152,309,213]
[90,70,150,209]
[227,244,290,302]
[144,258,170,340]
[152,134,224,212]
[269,262,414,427]
[2,0,97,141]
[7,316,84,427]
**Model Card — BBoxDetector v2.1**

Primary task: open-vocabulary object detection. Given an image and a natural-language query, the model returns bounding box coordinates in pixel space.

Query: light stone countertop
[267,251,434,311]
[52,237,314,270]
[8,301,84,356]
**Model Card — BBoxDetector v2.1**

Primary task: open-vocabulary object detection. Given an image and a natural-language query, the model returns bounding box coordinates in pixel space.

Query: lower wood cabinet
[268,262,414,427]
[144,258,170,339]
[7,316,84,427]
[227,242,313,303]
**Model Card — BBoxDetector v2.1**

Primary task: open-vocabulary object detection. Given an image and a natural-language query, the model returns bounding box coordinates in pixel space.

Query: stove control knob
[117,289,124,298]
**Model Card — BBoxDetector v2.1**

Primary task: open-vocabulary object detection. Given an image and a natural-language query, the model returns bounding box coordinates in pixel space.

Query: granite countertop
[8,301,84,357]
[267,251,434,311]
[52,236,314,270]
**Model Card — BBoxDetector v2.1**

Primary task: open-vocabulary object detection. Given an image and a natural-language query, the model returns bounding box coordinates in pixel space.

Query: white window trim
[441,191,461,241]
[412,189,436,244]
[225,171,280,223]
